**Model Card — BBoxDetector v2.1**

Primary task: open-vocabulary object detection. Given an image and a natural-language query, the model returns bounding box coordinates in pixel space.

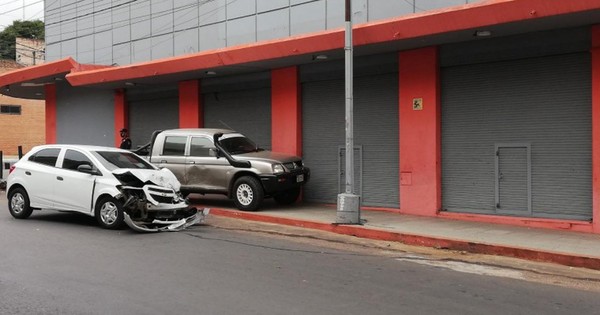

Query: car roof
[31,144,130,153]
[161,128,236,136]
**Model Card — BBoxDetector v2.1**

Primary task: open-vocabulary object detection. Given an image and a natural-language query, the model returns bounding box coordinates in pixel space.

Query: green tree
[0,20,45,60]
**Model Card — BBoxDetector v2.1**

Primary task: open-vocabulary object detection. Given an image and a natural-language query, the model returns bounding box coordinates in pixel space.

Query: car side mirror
[77,164,100,175]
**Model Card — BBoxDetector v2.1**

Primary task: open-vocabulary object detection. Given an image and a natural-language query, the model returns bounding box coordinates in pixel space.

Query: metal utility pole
[336,0,361,224]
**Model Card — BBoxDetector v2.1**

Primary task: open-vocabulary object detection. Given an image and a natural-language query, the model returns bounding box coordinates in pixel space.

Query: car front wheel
[95,196,125,229]
[233,176,264,211]
[8,187,33,219]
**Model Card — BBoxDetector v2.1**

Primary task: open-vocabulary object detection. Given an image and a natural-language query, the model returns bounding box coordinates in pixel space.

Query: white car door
[52,149,98,213]
[24,148,62,209]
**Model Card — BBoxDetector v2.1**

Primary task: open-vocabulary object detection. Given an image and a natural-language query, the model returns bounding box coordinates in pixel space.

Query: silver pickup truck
[140,128,310,211]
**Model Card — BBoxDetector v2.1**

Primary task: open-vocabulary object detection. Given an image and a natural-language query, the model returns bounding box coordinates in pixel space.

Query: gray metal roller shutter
[203,88,272,150]
[441,53,591,220]
[127,87,179,149]
[302,79,345,204]
[303,73,399,207]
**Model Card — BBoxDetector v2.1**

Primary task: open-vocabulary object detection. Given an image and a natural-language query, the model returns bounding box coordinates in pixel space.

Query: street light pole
[336,0,361,224]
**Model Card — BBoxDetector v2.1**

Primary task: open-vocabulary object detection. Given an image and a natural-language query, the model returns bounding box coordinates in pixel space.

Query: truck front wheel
[233,176,264,211]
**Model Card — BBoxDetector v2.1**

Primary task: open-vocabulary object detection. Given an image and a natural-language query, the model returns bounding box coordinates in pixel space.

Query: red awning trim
[0,57,77,87]
[0,57,113,88]
[57,0,600,86]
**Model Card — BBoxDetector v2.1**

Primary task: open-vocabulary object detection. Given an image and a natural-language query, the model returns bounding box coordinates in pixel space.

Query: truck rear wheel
[233,176,263,211]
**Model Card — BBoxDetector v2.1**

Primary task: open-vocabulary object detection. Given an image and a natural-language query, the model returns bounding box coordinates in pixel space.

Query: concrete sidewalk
[191,197,600,270]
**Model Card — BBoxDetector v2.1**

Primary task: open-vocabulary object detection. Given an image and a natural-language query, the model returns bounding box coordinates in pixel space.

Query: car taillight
[8,165,16,174]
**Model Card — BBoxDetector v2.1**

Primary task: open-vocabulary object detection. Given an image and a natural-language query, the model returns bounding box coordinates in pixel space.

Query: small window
[28,148,60,167]
[62,149,93,171]
[162,136,187,156]
[190,137,214,157]
[0,105,22,115]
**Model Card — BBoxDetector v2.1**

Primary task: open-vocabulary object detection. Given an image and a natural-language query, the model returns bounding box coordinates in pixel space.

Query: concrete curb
[209,208,600,270]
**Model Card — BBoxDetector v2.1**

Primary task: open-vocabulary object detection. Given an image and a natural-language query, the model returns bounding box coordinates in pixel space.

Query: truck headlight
[273,164,285,174]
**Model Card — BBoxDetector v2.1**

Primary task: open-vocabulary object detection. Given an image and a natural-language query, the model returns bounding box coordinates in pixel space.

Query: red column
[271,67,302,156]
[44,83,57,144]
[398,47,441,216]
[114,89,127,147]
[178,80,203,128]
[592,25,600,233]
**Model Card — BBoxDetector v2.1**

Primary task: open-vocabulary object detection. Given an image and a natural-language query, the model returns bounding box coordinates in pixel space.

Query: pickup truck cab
[146,128,310,211]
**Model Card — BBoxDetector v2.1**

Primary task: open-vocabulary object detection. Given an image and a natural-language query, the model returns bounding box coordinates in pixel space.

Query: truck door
[185,136,232,193]
[153,135,188,184]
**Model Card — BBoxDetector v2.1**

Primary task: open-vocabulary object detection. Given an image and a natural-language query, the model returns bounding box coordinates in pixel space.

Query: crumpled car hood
[112,167,181,191]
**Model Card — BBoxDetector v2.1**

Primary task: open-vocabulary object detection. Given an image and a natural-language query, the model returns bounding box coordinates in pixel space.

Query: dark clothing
[120,137,132,149]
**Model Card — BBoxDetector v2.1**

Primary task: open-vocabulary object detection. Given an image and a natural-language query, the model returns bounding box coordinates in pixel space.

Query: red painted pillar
[271,67,302,156]
[114,89,127,147]
[592,25,600,233]
[398,47,441,216]
[44,83,57,144]
[178,80,203,128]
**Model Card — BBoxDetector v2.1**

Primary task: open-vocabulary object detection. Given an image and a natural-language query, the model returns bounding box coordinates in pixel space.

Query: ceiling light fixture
[474,30,492,37]
[312,54,328,61]
[205,71,217,75]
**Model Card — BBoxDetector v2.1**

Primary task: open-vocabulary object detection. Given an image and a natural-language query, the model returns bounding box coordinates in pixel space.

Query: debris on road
[124,207,210,232]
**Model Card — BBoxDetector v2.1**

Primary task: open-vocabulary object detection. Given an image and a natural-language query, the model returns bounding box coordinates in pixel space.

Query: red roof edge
[0,57,77,87]
[0,56,113,88]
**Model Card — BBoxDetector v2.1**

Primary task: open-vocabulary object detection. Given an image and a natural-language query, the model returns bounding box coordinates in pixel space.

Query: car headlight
[272,164,285,174]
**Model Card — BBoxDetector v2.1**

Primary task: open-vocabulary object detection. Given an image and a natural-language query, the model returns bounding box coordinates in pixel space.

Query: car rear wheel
[233,176,263,211]
[95,196,125,229]
[8,187,33,219]
[273,187,301,205]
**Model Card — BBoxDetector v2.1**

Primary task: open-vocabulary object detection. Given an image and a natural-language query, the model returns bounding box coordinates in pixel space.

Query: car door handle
[187,161,195,164]
[25,171,31,175]
[57,176,63,181]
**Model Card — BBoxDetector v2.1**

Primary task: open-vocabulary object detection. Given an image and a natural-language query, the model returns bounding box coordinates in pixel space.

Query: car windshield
[92,151,155,171]
[220,135,258,155]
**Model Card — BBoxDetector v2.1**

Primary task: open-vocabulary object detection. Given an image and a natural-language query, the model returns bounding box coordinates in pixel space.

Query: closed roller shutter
[441,53,591,220]
[303,73,399,207]
[203,88,272,150]
[127,87,179,149]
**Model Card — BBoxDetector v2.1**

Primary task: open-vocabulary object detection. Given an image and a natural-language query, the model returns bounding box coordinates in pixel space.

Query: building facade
[16,38,46,66]
[0,60,45,156]
[1,0,600,233]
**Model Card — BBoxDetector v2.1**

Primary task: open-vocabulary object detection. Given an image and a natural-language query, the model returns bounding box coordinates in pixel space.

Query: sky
[0,0,44,32]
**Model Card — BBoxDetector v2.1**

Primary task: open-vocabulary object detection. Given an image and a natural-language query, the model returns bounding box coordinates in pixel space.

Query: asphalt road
[1,194,600,315]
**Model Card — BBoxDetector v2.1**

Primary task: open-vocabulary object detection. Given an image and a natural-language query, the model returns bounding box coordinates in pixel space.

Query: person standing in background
[119,128,132,149]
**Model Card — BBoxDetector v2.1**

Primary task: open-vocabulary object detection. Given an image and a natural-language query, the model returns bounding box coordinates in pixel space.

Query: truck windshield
[92,151,156,170]
[220,136,258,155]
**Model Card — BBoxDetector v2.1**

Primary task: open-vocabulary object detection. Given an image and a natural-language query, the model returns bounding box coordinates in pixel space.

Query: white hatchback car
[6,144,204,231]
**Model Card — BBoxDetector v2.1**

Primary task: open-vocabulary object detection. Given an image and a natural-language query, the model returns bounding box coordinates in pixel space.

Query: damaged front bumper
[124,207,210,232]
[112,168,210,232]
